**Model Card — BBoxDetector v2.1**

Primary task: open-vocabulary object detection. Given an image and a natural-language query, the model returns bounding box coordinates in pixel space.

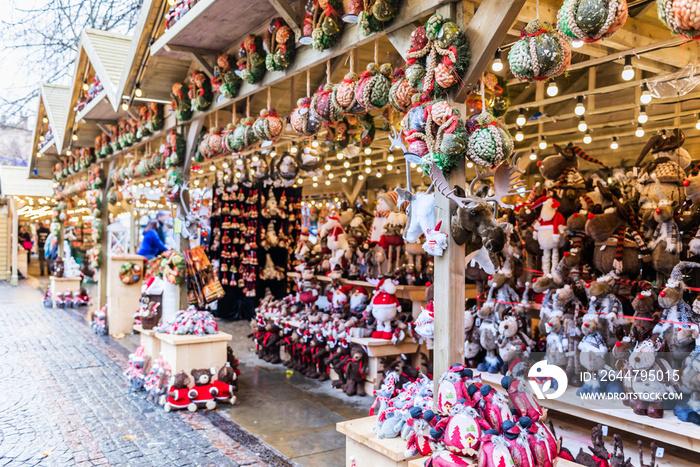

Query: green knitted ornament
[508,20,571,81]
[170,82,192,121]
[231,117,259,152]
[357,0,399,36]
[189,70,213,112]
[310,0,343,51]
[264,18,296,71]
[237,35,267,84]
[466,112,513,168]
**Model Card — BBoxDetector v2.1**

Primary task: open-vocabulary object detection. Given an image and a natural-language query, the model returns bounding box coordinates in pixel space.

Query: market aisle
[0,282,271,467]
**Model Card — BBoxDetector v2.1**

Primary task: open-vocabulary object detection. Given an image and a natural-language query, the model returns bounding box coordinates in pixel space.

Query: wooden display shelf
[133,324,160,358]
[50,276,82,294]
[337,416,417,467]
[473,369,700,453]
[156,331,232,375]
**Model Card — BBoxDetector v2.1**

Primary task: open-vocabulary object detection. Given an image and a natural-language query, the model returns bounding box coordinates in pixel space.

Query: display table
[156,332,232,375]
[337,416,417,467]
[133,324,160,358]
[352,337,420,394]
[106,255,145,335]
[50,276,82,307]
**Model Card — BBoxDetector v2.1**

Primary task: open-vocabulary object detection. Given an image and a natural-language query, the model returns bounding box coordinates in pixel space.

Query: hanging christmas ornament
[404,13,471,99]
[355,62,393,111]
[254,109,284,142]
[357,0,399,36]
[333,72,364,114]
[487,74,511,118]
[164,130,185,168]
[297,145,324,171]
[199,127,225,159]
[307,0,343,51]
[230,117,259,152]
[350,113,376,149]
[189,70,213,111]
[466,112,513,168]
[273,151,300,181]
[236,35,267,84]
[658,0,700,39]
[170,82,192,121]
[557,0,628,43]
[312,84,343,123]
[325,117,350,151]
[264,18,296,71]
[389,68,417,113]
[291,97,322,135]
[214,53,242,99]
[508,20,571,81]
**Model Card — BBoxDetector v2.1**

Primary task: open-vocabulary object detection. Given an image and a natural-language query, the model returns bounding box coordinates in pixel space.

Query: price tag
[174,218,182,234]
[601,425,608,436]
[655,447,665,458]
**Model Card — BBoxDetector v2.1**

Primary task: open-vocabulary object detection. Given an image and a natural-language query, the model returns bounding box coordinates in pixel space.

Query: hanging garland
[237,35,267,84]
[557,0,628,43]
[355,62,393,111]
[189,70,213,112]
[214,53,242,99]
[264,18,296,71]
[404,13,471,99]
[466,112,513,168]
[658,0,700,39]
[170,82,193,121]
[389,68,418,113]
[357,0,399,36]
[508,19,571,81]
[305,0,344,51]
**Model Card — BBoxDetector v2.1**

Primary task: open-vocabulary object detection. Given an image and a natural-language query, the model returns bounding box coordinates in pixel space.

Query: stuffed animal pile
[154,306,219,335]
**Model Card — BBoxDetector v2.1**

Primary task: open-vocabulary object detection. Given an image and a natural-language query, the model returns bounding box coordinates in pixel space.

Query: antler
[473,153,526,209]
[388,127,407,153]
[429,161,471,208]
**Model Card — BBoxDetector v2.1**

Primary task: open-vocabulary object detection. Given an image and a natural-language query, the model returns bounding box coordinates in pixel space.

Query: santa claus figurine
[349,287,369,317]
[332,285,353,313]
[297,266,320,310]
[326,222,349,271]
[366,279,401,339]
[531,195,565,275]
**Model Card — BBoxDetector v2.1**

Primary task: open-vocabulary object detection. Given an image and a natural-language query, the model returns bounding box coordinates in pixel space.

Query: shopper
[36,221,50,276]
[156,211,168,243]
[138,219,167,260]
[19,225,32,265]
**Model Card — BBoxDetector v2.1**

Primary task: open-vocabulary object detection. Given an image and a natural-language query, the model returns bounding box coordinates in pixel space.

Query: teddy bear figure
[576,314,609,396]
[585,276,628,347]
[212,362,238,405]
[164,370,192,412]
[648,197,681,282]
[343,344,368,396]
[187,368,217,411]
[497,315,534,377]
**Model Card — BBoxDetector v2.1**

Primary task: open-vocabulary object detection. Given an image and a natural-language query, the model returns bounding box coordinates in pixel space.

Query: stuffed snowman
[366,279,401,339]
[531,195,565,275]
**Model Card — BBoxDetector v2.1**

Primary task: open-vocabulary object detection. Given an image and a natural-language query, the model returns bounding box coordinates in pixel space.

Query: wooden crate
[337,416,417,467]
[107,255,145,335]
[133,324,160,358]
[156,332,232,375]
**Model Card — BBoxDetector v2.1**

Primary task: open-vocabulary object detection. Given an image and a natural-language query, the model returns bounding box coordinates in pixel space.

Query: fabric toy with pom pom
[423,221,448,256]
[557,0,628,43]
[508,19,571,81]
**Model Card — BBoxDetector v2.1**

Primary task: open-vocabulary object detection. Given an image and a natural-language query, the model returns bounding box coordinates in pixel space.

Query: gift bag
[184,246,225,308]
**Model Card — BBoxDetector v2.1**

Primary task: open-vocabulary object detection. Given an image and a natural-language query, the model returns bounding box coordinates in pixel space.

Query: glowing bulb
[337,152,344,159]
[610,137,618,149]
[270,151,276,157]
[387,164,393,171]
[529,152,537,161]
[210,164,216,171]
[546,81,558,97]
[346,170,351,176]
[312,175,318,181]
[622,56,634,81]
[358,174,364,180]
[572,40,584,48]
[134,86,142,98]
[39,135,44,141]
[325,180,331,185]
[635,125,645,137]
[466,162,474,168]
[376,171,382,178]
[492,49,503,72]
[42,116,48,124]
[515,128,524,142]
[578,118,587,132]
[313,182,318,187]
[297,178,303,184]
[121,100,129,111]
[343,161,350,168]
[82,80,89,91]
[638,106,648,124]
[640,84,652,105]
[324,164,331,171]
[72,133,78,141]
[538,136,547,150]
[291,146,298,154]
[387,155,394,163]
[341,177,346,183]
[365,159,371,166]
[417,167,423,173]
[364,147,371,155]
[516,110,526,126]
[222,162,228,168]
[365,167,371,173]
[410,162,417,168]
[236,159,243,165]
[328,173,334,179]
[312,138,319,148]
[583,131,592,144]
[194,180,200,187]
[574,96,585,116]
[696,114,700,130]
[252,155,259,162]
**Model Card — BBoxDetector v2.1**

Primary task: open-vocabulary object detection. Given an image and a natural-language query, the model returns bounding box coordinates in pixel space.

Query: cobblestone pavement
[0,283,276,467]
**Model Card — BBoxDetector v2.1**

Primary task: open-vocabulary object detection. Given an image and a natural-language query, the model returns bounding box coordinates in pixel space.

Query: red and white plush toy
[531,196,565,275]
[349,287,369,316]
[164,370,191,412]
[187,368,217,411]
[332,285,354,312]
[366,279,401,339]
[326,222,350,271]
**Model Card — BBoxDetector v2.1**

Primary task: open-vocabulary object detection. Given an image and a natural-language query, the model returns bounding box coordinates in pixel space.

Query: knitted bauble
[221,124,234,153]
[355,63,393,111]
[188,70,213,112]
[465,112,513,168]
[231,117,259,152]
[332,72,364,114]
[171,82,192,121]
[558,0,628,43]
[290,97,322,135]
[165,130,185,168]
[205,128,224,156]
[325,117,350,151]
[237,35,267,84]
[253,109,284,141]
[264,18,296,71]
[404,14,471,99]
[357,0,399,36]
[310,0,343,51]
[215,53,242,99]
[147,103,164,133]
[658,0,700,38]
[312,84,343,123]
[389,68,417,113]
[509,20,571,81]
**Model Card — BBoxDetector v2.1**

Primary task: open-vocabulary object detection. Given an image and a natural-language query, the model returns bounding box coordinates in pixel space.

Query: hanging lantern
[509,20,571,81]
[264,18,296,71]
[557,0,628,43]
[658,0,700,39]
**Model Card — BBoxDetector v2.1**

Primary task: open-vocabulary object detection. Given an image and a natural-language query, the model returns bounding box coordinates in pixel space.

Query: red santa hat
[353,287,368,296]
[328,225,345,240]
[337,285,354,296]
[529,195,560,210]
[376,278,396,295]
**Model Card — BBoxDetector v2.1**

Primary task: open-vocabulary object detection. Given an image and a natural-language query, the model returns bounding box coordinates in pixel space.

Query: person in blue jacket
[138,220,167,260]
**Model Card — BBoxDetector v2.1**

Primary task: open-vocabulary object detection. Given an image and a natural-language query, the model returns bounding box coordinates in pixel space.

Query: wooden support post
[588,68,596,111]
[10,197,18,286]
[98,159,114,309]
[267,0,303,37]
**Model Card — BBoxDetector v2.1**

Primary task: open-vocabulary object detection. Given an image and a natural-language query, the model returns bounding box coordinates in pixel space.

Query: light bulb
[365,159,371,165]
[270,151,276,157]
[252,155,259,162]
[529,152,537,161]
[696,114,700,130]
[574,96,585,116]
[358,174,364,180]
[290,145,298,154]
[121,99,129,111]
[342,177,347,183]
[410,163,417,168]
[42,116,48,124]
[546,81,558,97]
[82,80,89,91]
[312,175,318,181]
[346,170,351,176]
[72,132,78,141]
[492,49,503,72]
[578,117,587,132]
[387,155,394,163]
[515,128,524,142]
[365,167,371,173]
[328,173,334,179]
[516,110,526,126]
[324,164,331,171]
[610,137,618,149]
[640,84,652,104]
[364,147,371,155]
[313,182,318,187]
[376,171,382,178]
[635,124,645,137]
[222,162,228,168]
[337,153,344,160]
[466,162,474,168]
[583,131,592,144]
[236,158,242,165]
[39,135,44,141]
[297,178,303,184]
[343,161,350,168]
[638,106,648,124]
[572,40,584,48]
[417,167,423,173]
[538,136,547,150]
[385,164,392,171]
[210,164,216,171]
[622,56,634,81]
[312,138,319,148]
[134,85,142,98]
[325,180,331,185]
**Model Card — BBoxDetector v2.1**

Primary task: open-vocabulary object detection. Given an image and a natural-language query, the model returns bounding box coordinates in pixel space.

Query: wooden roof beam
[267,0,302,38]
